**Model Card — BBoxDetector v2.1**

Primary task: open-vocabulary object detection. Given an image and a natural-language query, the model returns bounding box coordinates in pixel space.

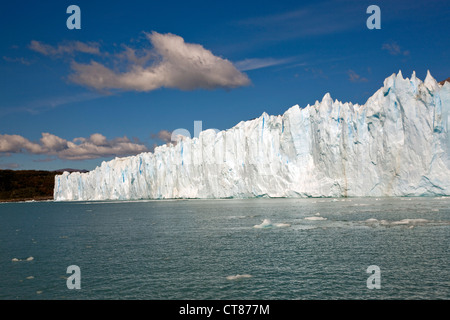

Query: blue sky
[0,0,449,170]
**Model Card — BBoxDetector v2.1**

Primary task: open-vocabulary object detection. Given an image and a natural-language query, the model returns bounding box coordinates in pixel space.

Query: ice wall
[54,71,450,200]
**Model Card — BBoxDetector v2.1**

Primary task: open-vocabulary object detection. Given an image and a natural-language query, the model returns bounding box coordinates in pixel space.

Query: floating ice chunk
[365,218,430,227]
[390,219,429,225]
[253,219,273,228]
[274,223,291,228]
[304,216,327,221]
[226,274,252,280]
[12,257,34,262]
[253,219,290,228]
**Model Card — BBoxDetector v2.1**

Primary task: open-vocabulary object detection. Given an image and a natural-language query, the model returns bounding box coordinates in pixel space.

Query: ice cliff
[54,71,450,200]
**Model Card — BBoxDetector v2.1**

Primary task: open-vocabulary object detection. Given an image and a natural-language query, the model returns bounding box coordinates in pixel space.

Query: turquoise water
[0,197,449,300]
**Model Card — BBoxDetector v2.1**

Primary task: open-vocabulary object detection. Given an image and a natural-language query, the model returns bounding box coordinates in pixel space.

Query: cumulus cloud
[155,130,173,143]
[59,135,148,160]
[29,40,101,56]
[0,134,43,154]
[150,130,178,149]
[40,133,68,151]
[0,133,148,160]
[69,31,250,92]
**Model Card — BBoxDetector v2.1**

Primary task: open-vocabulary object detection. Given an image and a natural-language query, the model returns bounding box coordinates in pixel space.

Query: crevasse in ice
[54,71,450,200]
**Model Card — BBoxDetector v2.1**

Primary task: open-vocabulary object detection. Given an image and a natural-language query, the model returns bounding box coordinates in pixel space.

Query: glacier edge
[54,71,450,201]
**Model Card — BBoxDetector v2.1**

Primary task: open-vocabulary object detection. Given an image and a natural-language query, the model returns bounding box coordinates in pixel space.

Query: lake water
[0,197,449,300]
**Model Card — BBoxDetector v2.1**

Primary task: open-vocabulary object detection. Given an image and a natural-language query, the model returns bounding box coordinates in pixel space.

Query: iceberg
[226,274,252,280]
[364,218,434,228]
[54,71,450,201]
[253,219,274,228]
[304,216,327,221]
[253,219,291,228]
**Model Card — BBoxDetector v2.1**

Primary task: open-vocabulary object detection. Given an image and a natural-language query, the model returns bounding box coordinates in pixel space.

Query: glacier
[54,71,450,201]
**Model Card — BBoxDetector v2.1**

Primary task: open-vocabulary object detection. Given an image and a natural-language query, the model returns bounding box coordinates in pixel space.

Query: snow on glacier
[54,71,450,201]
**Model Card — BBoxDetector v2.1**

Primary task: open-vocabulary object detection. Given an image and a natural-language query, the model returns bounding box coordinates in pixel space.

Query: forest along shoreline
[0,169,87,202]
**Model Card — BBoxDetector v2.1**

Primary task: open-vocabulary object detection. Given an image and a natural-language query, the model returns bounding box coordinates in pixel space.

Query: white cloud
[149,130,179,151]
[234,57,293,71]
[69,31,250,92]
[40,133,67,151]
[347,70,368,83]
[0,134,43,154]
[0,133,149,161]
[59,134,148,160]
[382,41,410,56]
[29,40,101,56]
[3,56,31,65]
[154,130,173,143]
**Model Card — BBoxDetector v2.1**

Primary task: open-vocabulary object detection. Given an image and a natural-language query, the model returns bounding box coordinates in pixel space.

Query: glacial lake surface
[0,197,449,300]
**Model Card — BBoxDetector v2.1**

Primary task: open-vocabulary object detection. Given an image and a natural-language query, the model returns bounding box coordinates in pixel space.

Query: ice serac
[54,71,450,200]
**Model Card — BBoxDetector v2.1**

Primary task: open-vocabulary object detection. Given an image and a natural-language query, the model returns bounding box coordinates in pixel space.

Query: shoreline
[0,196,54,203]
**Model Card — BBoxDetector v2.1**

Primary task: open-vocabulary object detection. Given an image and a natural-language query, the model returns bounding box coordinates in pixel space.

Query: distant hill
[439,77,450,85]
[54,168,89,173]
[0,169,87,202]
